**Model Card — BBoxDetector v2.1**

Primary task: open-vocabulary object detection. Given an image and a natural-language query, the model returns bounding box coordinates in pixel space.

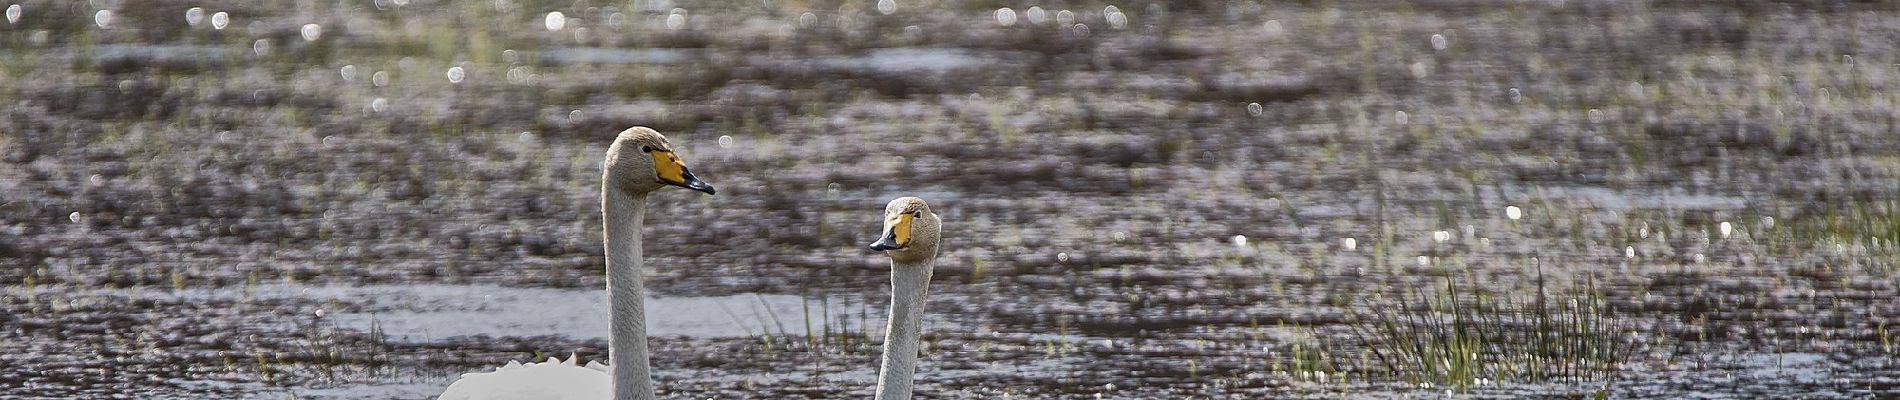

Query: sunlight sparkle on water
[506,66,530,84]
[995,8,1016,27]
[1626,246,1635,259]
[211,11,228,30]
[1432,230,1450,243]
[252,39,270,56]
[607,12,626,30]
[1395,110,1409,125]
[1056,10,1075,26]
[1417,256,1430,266]
[372,71,389,87]
[1246,102,1263,117]
[1430,33,1447,50]
[1232,235,1247,248]
[1263,20,1282,36]
[370,98,389,113]
[1026,7,1046,24]
[185,7,203,26]
[93,10,110,29]
[1342,237,1356,251]
[340,65,357,81]
[544,11,565,31]
[301,24,322,41]
[1104,6,1127,29]
[446,66,464,83]
[1719,221,1732,239]
[5,5,18,24]
[1505,205,1522,220]
[717,135,734,148]
[877,0,896,15]
[666,8,687,30]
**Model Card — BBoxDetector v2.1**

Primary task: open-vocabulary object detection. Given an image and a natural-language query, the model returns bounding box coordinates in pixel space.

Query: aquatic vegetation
[1347,265,1633,390]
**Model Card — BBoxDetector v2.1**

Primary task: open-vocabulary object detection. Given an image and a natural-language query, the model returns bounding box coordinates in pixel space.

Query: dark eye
[641,145,653,153]
[909,211,922,217]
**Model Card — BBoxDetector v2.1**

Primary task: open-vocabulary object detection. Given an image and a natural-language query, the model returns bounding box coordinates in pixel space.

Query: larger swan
[866,197,943,400]
[438,127,716,400]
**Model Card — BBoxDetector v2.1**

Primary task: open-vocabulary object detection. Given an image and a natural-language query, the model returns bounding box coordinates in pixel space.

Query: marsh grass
[1791,199,1900,257]
[1347,260,1634,391]
[723,291,881,359]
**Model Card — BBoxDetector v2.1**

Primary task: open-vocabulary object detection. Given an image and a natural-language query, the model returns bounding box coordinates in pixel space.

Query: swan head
[868,197,940,263]
[603,126,716,196]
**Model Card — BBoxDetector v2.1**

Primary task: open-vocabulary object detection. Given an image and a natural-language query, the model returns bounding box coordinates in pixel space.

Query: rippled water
[5,1,1900,398]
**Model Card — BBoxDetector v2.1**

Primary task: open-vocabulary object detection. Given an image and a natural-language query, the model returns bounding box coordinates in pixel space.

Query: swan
[438,127,716,400]
[866,197,943,400]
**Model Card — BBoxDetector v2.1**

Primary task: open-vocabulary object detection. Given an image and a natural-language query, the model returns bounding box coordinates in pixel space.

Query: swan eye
[641,145,653,153]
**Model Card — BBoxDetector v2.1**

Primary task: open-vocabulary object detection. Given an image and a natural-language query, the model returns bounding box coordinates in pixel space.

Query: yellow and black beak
[651,149,716,195]
[868,213,914,251]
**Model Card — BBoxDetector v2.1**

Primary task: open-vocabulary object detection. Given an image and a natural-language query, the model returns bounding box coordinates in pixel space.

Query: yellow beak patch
[652,150,687,184]
[886,213,915,247]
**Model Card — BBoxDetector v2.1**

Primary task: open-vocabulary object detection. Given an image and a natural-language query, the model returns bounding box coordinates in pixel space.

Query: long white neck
[874,257,934,400]
[603,189,655,400]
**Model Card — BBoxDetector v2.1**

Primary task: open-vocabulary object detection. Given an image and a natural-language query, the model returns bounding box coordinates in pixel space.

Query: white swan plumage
[437,356,611,400]
[437,127,715,400]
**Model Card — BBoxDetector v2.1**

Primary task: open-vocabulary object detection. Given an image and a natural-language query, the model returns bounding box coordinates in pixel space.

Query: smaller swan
[867,197,943,400]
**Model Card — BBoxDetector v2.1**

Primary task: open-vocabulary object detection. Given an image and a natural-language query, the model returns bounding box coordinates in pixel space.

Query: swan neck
[603,189,655,400]
[875,257,934,400]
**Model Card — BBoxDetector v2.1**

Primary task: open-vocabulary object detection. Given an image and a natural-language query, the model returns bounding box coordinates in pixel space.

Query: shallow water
[252,284,855,340]
[5,0,1900,398]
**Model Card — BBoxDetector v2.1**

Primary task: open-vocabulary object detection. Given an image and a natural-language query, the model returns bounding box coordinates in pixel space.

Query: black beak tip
[868,240,902,251]
[679,168,715,195]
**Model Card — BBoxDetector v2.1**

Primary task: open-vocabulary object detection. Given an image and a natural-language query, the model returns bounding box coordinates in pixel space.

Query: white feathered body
[437,356,612,400]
